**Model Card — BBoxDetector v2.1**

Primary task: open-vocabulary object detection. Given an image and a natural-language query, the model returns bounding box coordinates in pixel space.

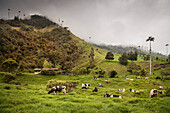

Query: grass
[0,72,170,113]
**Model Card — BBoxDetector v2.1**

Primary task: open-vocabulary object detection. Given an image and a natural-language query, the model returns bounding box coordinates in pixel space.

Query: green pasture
[0,72,170,113]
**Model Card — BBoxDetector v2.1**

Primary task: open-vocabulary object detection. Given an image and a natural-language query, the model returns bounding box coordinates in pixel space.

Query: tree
[140,69,147,76]
[128,51,137,61]
[8,9,10,19]
[109,69,117,78]
[105,52,114,60]
[161,67,170,79]
[127,62,141,74]
[43,59,53,68]
[119,52,128,65]
[2,58,18,73]
[146,36,155,76]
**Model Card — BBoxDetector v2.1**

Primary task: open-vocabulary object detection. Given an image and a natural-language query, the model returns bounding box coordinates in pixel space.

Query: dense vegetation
[0,15,98,73]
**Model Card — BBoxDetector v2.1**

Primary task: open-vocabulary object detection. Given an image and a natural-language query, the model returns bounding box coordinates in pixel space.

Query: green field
[0,72,170,113]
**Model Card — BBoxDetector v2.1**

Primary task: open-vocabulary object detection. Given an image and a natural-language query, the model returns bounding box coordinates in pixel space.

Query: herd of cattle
[48,78,165,98]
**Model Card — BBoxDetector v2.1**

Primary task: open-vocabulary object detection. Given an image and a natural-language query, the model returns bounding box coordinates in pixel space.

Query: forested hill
[0,15,101,72]
[94,44,166,58]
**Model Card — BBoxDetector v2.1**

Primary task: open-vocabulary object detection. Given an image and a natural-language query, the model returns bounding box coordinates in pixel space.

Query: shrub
[109,69,117,78]
[127,62,141,73]
[3,73,16,83]
[47,80,79,92]
[132,70,140,75]
[94,67,105,75]
[118,52,128,65]
[166,88,170,97]
[4,86,10,90]
[20,25,34,31]
[9,80,21,85]
[79,67,90,74]
[40,70,56,76]
[16,72,23,76]
[140,69,147,76]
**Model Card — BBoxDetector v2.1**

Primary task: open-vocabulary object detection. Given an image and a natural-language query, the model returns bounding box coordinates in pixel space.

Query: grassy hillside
[0,72,170,113]
[0,15,107,73]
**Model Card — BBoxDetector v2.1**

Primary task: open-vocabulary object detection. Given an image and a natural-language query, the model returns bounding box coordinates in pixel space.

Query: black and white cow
[82,84,91,89]
[118,88,125,92]
[48,86,66,95]
[92,87,98,92]
[98,83,103,87]
[150,89,158,98]
[129,89,136,92]
[159,86,163,90]
[105,80,110,84]
[158,91,164,94]
[104,93,122,98]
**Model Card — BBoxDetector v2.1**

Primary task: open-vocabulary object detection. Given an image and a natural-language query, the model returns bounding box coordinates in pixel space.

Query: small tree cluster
[119,52,128,65]
[127,62,141,74]
[93,67,105,76]
[105,52,114,60]
[109,69,117,78]
[144,55,150,61]
[2,58,18,73]
[128,51,138,61]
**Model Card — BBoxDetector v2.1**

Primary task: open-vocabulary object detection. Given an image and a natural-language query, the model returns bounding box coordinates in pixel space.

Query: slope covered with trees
[0,15,101,73]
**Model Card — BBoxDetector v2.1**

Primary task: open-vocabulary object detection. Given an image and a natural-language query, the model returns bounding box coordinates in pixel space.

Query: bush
[4,86,10,90]
[40,70,56,76]
[94,67,105,75]
[119,52,128,65]
[78,67,90,74]
[166,88,170,97]
[20,25,34,31]
[3,73,16,83]
[47,80,79,92]
[127,62,141,73]
[132,70,140,75]
[109,69,117,78]
[16,72,23,76]
[9,80,21,85]
[140,69,147,76]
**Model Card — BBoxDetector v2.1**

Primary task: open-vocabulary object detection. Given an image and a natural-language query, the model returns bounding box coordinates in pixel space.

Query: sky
[0,0,170,55]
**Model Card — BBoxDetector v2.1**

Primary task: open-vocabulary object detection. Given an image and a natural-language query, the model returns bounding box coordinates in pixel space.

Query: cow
[98,83,103,87]
[136,76,140,79]
[158,91,164,94]
[118,88,125,92]
[104,93,122,98]
[150,89,158,98]
[98,75,104,78]
[48,86,66,95]
[105,80,110,84]
[92,87,98,92]
[82,84,91,89]
[159,86,163,90]
[129,89,136,92]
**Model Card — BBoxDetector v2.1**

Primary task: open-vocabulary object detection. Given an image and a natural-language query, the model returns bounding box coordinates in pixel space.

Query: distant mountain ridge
[93,44,166,58]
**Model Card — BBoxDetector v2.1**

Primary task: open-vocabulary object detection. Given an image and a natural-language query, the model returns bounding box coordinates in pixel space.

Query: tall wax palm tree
[146,36,155,76]
[8,9,10,19]
[165,44,169,56]
[18,11,21,18]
